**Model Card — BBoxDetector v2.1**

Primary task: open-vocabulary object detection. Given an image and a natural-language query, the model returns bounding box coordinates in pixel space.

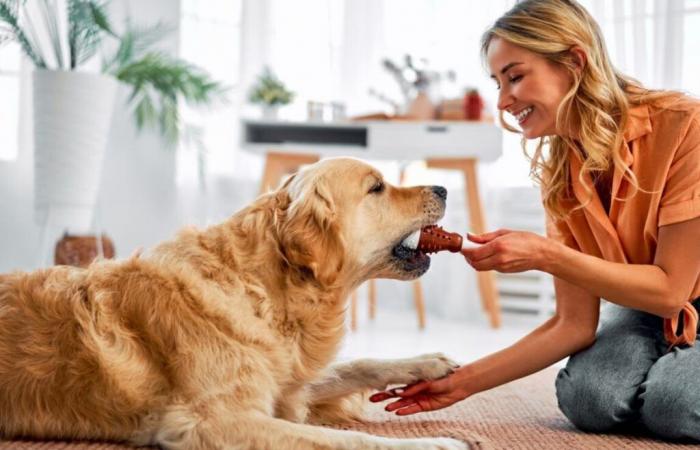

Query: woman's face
[486,37,574,139]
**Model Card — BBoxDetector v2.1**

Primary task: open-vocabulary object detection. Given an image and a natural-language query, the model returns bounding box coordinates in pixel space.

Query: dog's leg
[307,353,458,424]
[145,403,467,450]
[274,385,309,423]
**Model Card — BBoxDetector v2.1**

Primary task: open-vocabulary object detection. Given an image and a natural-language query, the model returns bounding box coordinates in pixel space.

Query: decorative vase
[405,91,436,120]
[32,69,118,231]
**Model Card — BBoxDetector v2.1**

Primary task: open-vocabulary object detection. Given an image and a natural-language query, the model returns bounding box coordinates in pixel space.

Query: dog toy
[401,225,480,254]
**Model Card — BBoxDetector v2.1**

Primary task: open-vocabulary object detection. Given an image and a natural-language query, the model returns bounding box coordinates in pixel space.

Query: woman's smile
[512,106,534,124]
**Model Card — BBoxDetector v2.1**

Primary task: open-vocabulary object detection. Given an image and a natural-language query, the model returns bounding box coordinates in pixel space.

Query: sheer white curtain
[238,0,387,119]
[580,0,698,93]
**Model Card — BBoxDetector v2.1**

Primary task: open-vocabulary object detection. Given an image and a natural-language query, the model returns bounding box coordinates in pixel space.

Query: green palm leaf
[0,0,46,67]
[68,0,112,69]
[112,51,226,146]
[102,20,171,73]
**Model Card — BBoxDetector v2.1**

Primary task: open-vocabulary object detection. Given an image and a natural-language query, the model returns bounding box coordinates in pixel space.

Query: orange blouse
[547,95,700,346]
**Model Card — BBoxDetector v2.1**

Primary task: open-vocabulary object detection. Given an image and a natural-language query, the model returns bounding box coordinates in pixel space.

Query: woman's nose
[497,87,514,112]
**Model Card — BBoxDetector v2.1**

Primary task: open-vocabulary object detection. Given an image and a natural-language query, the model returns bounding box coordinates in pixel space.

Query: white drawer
[368,121,503,161]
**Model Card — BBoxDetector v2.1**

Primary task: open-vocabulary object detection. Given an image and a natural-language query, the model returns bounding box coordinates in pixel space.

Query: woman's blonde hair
[482,0,669,218]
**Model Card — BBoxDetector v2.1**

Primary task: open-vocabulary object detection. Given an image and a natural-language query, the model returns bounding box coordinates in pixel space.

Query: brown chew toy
[418,225,463,253]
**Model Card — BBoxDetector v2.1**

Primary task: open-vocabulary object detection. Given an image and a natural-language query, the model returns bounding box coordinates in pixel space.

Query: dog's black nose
[431,186,447,201]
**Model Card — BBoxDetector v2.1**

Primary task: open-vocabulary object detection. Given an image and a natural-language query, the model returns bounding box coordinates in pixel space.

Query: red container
[464,89,484,121]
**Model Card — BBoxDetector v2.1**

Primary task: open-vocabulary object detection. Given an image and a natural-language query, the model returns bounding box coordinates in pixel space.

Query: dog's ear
[277,171,345,286]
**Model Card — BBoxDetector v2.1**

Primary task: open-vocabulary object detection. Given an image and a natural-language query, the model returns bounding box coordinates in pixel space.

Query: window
[0,42,20,161]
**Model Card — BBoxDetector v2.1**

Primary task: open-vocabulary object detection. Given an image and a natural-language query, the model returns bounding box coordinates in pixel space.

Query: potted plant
[248,66,294,120]
[0,0,224,232]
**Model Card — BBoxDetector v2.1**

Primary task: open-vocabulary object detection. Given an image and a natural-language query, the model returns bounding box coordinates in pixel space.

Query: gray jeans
[556,300,700,441]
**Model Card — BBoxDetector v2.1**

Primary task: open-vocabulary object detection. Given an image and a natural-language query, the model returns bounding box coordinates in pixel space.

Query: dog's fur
[0,158,466,449]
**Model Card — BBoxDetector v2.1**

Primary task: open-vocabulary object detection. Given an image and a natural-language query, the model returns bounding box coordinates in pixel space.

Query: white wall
[0,71,36,271]
[0,0,183,272]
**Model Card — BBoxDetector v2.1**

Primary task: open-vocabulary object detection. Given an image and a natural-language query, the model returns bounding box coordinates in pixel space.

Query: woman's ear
[276,173,345,286]
[569,46,587,76]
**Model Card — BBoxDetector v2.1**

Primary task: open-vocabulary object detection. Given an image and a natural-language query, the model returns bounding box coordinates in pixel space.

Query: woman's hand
[369,370,469,415]
[462,229,552,273]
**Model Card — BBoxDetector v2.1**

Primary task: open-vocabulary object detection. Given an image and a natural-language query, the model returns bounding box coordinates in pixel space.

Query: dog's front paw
[407,352,460,379]
[380,353,460,387]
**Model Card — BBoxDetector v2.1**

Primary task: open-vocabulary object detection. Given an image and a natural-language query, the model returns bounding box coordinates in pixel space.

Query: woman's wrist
[537,235,563,274]
[452,364,477,399]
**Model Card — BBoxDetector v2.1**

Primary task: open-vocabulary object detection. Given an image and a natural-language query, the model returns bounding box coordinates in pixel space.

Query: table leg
[413,280,426,329]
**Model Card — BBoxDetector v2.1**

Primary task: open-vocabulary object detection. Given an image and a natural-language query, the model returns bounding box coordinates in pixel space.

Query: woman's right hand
[461,229,553,273]
[369,369,469,415]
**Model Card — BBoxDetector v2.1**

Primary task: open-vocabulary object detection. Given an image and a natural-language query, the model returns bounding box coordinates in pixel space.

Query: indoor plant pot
[33,69,118,231]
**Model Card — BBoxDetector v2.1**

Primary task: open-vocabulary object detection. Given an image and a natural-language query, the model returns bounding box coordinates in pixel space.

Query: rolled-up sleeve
[659,117,700,227]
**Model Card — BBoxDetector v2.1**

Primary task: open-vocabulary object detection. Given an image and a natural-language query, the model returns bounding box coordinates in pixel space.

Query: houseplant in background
[248,66,294,120]
[1,0,120,233]
[0,0,224,264]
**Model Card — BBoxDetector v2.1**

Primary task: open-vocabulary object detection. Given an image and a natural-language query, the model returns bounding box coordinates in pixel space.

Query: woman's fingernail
[393,388,404,395]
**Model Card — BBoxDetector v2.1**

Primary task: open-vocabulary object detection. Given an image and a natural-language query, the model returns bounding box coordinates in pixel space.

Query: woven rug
[1,367,696,449]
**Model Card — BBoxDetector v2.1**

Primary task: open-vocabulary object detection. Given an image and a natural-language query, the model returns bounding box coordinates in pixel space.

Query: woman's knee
[555,364,639,432]
[556,305,663,432]
[640,349,700,441]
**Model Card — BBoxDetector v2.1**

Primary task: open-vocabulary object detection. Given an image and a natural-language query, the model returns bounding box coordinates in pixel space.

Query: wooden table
[241,119,503,328]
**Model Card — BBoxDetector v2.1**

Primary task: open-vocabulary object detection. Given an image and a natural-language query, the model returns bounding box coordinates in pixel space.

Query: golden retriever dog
[0,158,466,449]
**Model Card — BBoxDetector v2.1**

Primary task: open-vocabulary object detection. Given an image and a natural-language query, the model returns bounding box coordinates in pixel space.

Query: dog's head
[275,158,446,287]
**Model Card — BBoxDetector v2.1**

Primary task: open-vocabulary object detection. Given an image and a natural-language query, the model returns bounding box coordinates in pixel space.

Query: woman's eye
[509,75,523,84]
[368,181,385,194]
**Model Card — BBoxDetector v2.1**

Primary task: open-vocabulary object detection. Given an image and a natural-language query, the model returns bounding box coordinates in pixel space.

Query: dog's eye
[368,181,385,194]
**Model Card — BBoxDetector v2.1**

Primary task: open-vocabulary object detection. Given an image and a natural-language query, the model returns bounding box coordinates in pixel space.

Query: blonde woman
[372,0,700,440]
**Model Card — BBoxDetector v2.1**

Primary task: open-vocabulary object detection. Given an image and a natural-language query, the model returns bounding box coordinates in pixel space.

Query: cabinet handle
[426,126,448,133]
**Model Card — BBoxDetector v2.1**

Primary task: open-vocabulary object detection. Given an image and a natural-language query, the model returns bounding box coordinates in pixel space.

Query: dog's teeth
[401,230,421,250]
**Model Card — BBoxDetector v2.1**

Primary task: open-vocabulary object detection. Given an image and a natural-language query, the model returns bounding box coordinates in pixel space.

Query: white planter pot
[262,105,279,120]
[33,70,118,231]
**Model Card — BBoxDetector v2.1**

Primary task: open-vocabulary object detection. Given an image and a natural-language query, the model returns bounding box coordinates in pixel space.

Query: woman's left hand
[462,229,551,273]
[369,370,469,415]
